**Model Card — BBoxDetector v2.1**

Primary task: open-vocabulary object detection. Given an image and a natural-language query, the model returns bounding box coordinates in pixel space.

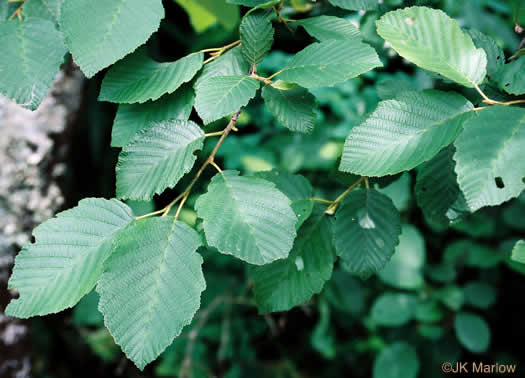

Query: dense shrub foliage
[2,0,525,376]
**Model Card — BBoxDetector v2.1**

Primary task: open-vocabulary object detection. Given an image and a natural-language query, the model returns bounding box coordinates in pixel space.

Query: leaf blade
[97,217,205,370]
[334,189,401,279]
[116,120,205,200]
[251,206,335,313]
[454,106,525,211]
[340,90,473,176]
[194,75,260,124]
[376,6,487,88]
[278,40,382,88]
[0,18,67,110]
[60,0,164,78]
[99,48,204,103]
[195,171,297,265]
[6,199,134,318]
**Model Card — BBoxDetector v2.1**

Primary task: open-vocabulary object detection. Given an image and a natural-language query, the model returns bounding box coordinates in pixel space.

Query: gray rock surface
[0,69,84,378]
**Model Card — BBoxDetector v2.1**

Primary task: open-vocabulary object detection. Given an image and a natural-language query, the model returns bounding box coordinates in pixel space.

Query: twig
[325,176,366,215]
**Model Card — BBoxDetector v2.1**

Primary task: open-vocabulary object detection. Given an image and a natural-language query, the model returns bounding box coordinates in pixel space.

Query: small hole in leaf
[505,83,510,87]
[496,56,501,60]
[495,177,505,188]
[522,177,525,184]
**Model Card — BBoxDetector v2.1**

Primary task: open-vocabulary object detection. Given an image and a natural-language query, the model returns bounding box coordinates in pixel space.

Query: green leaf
[277,40,382,88]
[340,90,473,177]
[23,0,62,24]
[511,240,525,264]
[116,120,205,200]
[415,146,465,227]
[454,312,490,353]
[195,170,297,265]
[6,199,134,318]
[328,0,378,11]
[511,0,525,26]
[99,48,203,104]
[253,170,314,230]
[466,29,504,78]
[175,0,239,33]
[493,57,525,95]
[240,12,274,65]
[97,217,205,370]
[370,293,417,327]
[454,106,525,212]
[251,206,335,313]
[194,75,260,124]
[296,16,360,42]
[111,85,194,148]
[463,282,496,310]
[60,0,164,78]
[194,46,250,89]
[376,6,487,88]
[334,189,401,279]
[0,18,66,110]
[262,85,317,133]
[373,343,420,378]
[377,225,426,290]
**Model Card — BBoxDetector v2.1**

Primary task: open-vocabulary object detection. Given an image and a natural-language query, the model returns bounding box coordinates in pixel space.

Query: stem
[267,70,283,81]
[174,191,189,220]
[209,160,223,174]
[365,177,370,189]
[325,176,366,215]
[473,83,525,106]
[8,3,24,21]
[473,83,492,103]
[203,40,241,65]
[309,198,334,204]
[250,73,272,85]
[204,130,225,137]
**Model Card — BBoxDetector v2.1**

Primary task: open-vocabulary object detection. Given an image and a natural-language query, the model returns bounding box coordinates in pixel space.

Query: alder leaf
[493,57,525,95]
[195,171,297,265]
[334,189,401,279]
[194,75,260,124]
[278,40,382,88]
[466,29,504,78]
[6,199,134,318]
[454,106,525,212]
[240,11,274,65]
[339,90,473,177]
[99,48,204,104]
[328,0,378,11]
[97,217,205,370]
[60,0,164,78]
[415,146,466,227]
[111,84,194,147]
[251,206,335,313]
[296,16,361,41]
[23,0,62,24]
[0,18,66,110]
[254,170,314,230]
[376,6,487,88]
[194,46,250,89]
[116,120,205,200]
[262,85,317,133]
